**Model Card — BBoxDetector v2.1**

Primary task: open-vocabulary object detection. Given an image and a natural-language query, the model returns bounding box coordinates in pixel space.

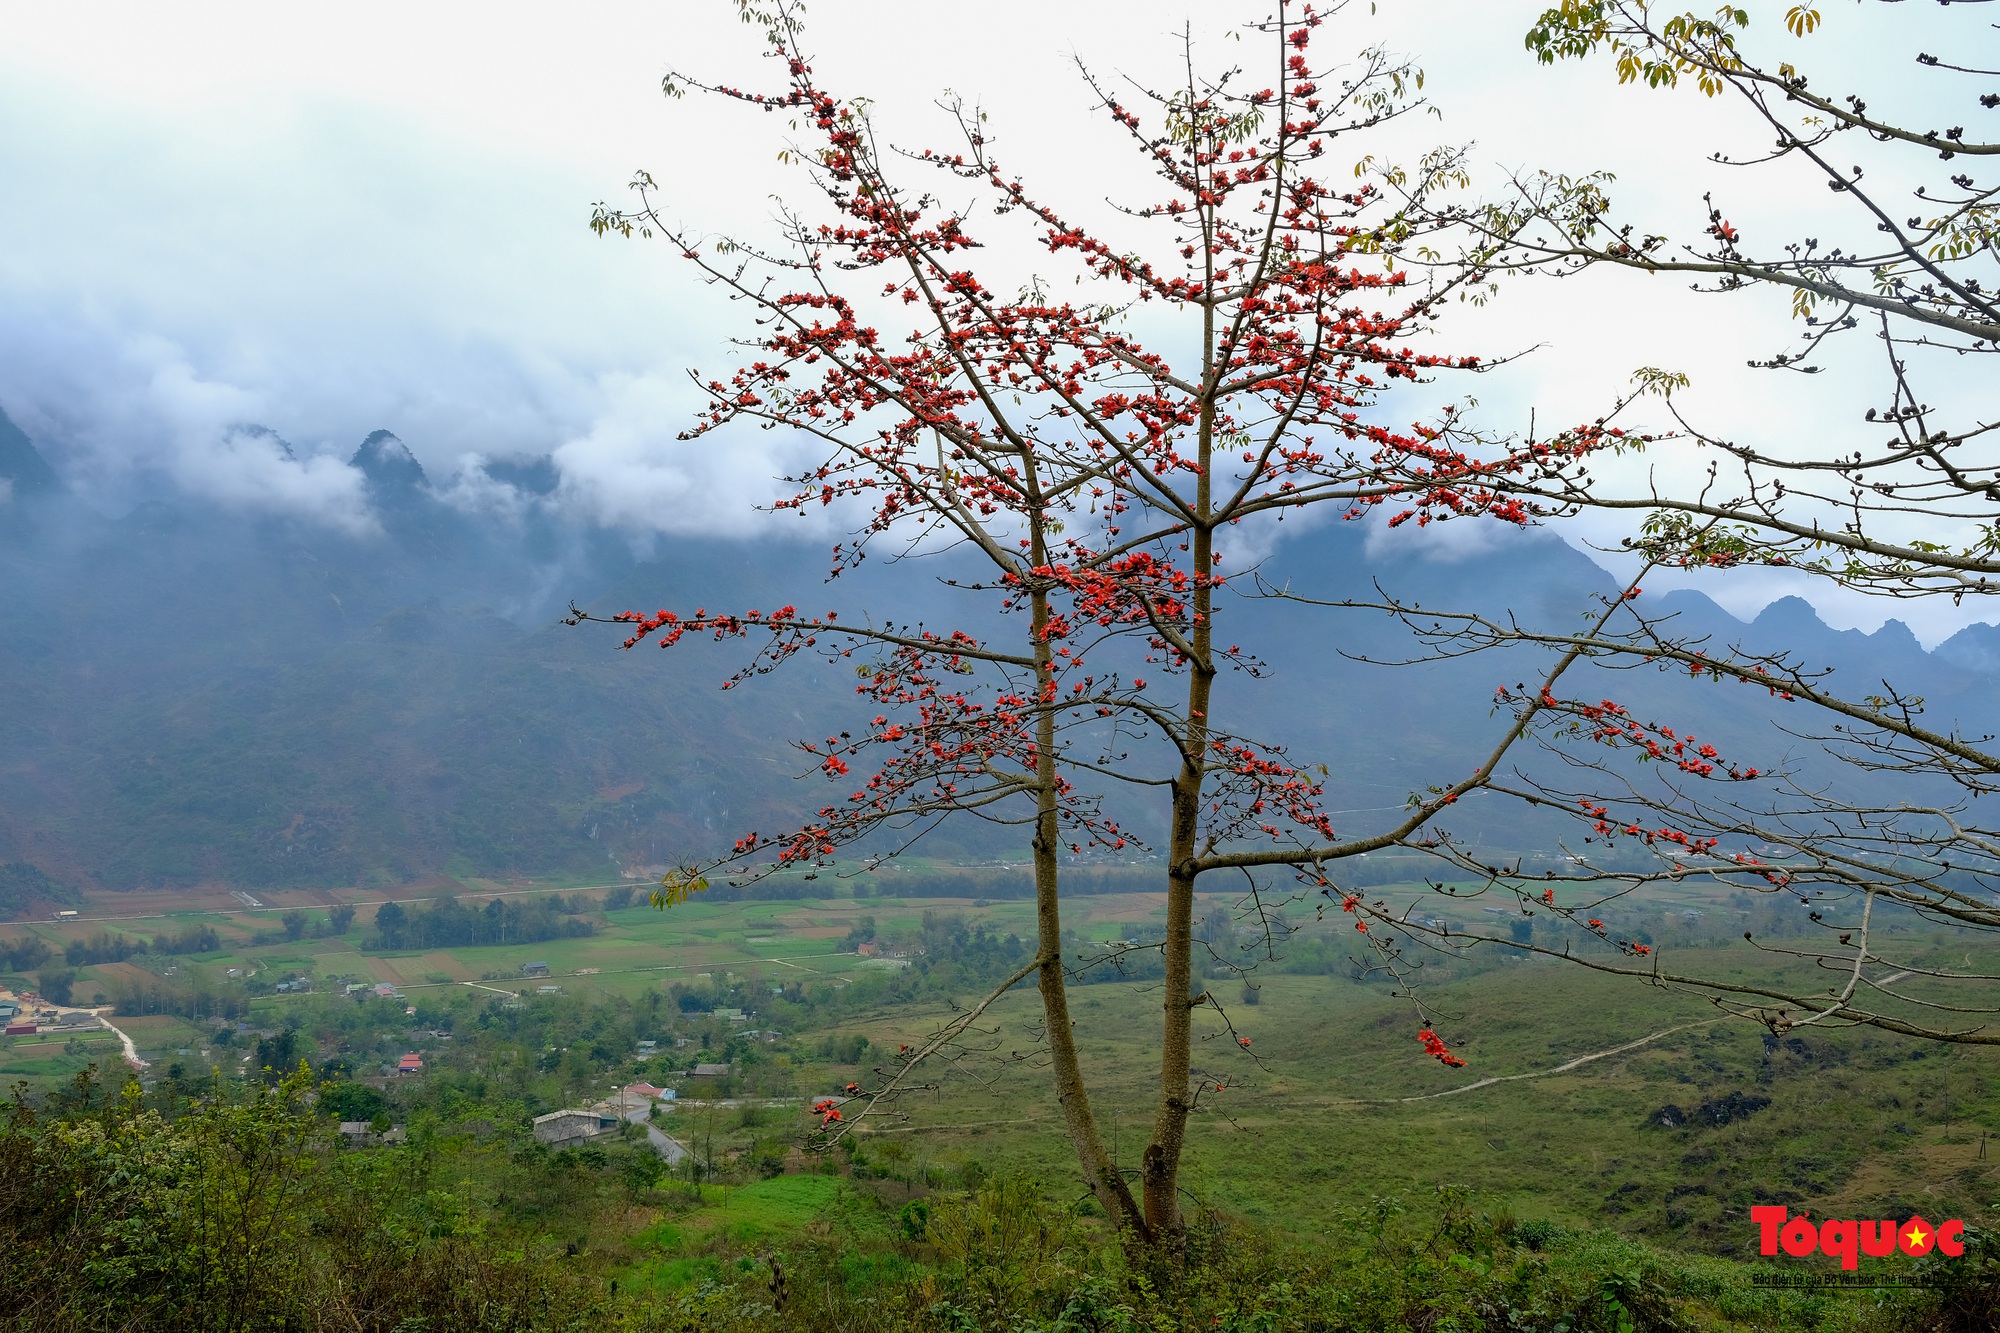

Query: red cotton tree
[578,0,1599,1240]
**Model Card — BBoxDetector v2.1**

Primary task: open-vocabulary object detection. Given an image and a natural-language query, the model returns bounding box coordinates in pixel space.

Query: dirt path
[95,1011,149,1070]
[1305,1020,1726,1107]
[1319,974,1924,1107]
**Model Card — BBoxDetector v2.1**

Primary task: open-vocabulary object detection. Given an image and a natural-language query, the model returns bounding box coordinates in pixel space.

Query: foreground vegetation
[7,885,2000,1329]
[6,1066,2000,1333]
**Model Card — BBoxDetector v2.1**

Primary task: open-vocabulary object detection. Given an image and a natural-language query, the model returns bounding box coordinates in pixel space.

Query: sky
[0,0,1987,640]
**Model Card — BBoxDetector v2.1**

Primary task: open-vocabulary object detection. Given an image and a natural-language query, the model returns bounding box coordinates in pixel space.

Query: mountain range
[3,409,1995,902]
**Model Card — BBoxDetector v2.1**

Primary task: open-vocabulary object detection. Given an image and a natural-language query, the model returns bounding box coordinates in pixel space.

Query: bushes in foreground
[0,1070,598,1333]
[620,1176,2000,1333]
[4,1069,1998,1331]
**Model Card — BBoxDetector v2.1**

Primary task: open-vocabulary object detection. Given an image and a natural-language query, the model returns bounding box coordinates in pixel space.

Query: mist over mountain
[0,410,59,502]
[2,407,1995,902]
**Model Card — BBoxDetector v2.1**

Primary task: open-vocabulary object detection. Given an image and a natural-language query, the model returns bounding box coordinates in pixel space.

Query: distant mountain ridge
[1,407,1996,899]
[0,409,60,500]
[352,429,428,492]
[1935,620,2000,674]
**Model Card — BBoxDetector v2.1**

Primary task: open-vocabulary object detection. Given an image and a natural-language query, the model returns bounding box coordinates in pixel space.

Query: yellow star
[1906,1224,1929,1249]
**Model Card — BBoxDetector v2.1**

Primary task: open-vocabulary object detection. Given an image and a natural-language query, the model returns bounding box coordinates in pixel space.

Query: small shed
[532,1108,620,1149]
[521,961,552,978]
[690,1062,732,1078]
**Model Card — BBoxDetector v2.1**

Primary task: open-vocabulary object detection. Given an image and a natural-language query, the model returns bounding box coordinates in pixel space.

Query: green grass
[22,885,2000,1269]
[790,955,2000,1258]
[624,1174,883,1290]
[0,1045,112,1083]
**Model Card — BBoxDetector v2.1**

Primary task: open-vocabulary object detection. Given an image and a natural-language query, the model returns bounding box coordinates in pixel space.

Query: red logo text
[1752,1206,1964,1271]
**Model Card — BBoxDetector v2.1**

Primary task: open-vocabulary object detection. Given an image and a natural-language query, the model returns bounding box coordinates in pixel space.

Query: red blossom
[1417,1028,1466,1068]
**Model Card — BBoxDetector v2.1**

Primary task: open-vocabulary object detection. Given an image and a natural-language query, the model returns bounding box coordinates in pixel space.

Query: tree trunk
[1142,382,1218,1237]
[1030,570,1147,1237]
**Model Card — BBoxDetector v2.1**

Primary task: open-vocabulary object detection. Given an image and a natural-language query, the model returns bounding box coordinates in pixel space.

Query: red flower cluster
[1417,1028,1466,1068]
[577,0,1602,1092]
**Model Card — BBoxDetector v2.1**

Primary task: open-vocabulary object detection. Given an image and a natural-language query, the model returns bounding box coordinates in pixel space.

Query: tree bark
[1143,373,1218,1237]
[1029,538,1147,1237]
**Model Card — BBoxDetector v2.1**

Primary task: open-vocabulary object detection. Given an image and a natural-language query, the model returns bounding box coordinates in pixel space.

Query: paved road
[646,1124,691,1165]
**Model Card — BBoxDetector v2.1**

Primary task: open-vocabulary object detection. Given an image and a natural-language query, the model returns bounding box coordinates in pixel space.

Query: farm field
[6,875,1996,1265]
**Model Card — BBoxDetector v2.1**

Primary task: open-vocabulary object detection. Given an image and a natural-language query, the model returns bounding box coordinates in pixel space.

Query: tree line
[366,896,596,952]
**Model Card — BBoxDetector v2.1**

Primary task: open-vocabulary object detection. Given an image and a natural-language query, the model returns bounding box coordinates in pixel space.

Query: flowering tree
[1335,3,2000,1049]
[576,0,1618,1239]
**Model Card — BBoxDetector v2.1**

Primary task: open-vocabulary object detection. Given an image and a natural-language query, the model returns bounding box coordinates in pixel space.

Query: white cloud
[0,0,1986,647]
[432,455,536,524]
[0,317,378,529]
[550,372,824,536]
[172,424,377,534]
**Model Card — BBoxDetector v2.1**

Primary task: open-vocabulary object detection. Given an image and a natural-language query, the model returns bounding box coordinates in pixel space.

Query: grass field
[624,1175,885,1288]
[806,961,2000,1253]
[6,878,1997,1267]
